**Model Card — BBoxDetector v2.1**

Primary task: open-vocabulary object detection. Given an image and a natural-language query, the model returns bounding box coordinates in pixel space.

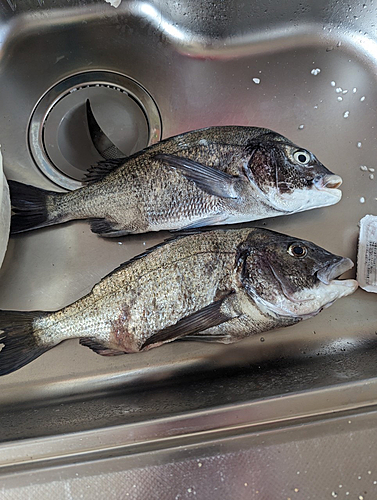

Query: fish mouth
[316,257,355,285]
[313,174,343,196]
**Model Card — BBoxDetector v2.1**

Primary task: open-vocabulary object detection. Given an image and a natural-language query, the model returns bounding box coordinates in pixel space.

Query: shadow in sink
[0,0,377,446]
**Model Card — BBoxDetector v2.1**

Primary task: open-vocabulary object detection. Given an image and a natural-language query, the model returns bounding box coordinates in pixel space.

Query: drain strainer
[29,71,162,190]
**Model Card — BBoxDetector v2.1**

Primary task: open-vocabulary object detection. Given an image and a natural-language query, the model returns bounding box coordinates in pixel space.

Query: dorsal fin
[83,158,127,185]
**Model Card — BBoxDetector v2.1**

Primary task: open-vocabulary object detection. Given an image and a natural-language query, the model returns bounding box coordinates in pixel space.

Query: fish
[9,126,342,237]
[0,227,358,376]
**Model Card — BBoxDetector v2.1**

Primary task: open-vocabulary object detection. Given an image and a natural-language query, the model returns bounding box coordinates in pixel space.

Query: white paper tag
[357,214,377,292]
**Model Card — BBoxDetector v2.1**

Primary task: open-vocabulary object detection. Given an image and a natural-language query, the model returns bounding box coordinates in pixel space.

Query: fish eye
[288,243,308,258]
[293,150,311,165]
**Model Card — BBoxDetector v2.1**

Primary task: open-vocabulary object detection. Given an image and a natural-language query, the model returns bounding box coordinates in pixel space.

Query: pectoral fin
[155,153,238,198]
[141,297,232,349]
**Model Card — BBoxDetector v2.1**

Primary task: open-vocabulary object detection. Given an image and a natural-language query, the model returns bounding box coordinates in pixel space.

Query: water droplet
[360,165,368,171]
[260,337,265,342]
[360,197,366,203]
[343,111,350,118]
[298,124,305,130]
[336,87,343,93]
[253,77,261,84]
[331,81,336,86]
[353,87,357,93]
[342,89,348,94]
[331,492,338,498]
[337,96,343,101]
[357,142,362,148]
[360,96,366,101]
[369,167,375,172]
[311,68,321,75]
[370,174,374,180]
[314,105,318,109]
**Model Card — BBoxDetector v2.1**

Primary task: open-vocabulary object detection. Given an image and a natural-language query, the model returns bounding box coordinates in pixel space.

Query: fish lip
[317,257,354,285]
[313,174,343,196]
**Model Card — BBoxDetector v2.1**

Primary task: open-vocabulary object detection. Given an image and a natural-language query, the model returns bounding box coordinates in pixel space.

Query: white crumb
[104,0,122,7]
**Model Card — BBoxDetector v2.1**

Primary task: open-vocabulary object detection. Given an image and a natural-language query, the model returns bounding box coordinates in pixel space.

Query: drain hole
[29,72,162,190]
[44,88,150,181]
[49,100,103,178]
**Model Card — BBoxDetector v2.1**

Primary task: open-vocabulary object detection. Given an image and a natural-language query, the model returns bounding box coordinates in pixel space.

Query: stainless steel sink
[1,0,377,497]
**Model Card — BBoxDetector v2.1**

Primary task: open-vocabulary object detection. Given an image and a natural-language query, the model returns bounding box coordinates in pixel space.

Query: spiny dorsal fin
[83,158,127,185]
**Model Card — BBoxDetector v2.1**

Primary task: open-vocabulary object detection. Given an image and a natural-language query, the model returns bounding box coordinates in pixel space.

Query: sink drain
[28,71,162,190]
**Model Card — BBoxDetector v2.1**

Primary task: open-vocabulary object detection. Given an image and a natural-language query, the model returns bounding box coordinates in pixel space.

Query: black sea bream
[0,228,357,375]
[10,127,342,237]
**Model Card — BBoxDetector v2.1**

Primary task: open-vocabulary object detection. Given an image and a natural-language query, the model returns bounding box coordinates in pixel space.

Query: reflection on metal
[138,2,187,41]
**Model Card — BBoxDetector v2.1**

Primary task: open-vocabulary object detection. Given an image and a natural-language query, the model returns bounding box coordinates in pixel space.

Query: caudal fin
[9,180,59,234]
[0,310,50,375]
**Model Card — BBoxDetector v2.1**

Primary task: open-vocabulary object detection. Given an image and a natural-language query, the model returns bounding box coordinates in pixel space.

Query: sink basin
[1,0,377,496]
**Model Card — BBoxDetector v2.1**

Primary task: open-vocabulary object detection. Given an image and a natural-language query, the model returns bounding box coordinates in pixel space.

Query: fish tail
[9,180,64,234]
[0,310,51,375]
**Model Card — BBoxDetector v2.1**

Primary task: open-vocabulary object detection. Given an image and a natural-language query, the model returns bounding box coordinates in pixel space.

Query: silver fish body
[0,227,357,375]
[10,126,342,236]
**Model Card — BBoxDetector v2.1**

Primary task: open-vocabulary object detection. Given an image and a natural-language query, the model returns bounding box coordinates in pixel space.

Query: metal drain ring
[28,71,162,190]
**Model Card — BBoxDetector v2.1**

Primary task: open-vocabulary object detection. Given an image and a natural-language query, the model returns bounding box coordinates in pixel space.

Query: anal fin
[89,218,130,237]
[178,333,232,343]
[80,337,126,356]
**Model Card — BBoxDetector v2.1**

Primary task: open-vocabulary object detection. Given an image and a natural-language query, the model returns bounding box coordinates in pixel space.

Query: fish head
[237,228,358,319]
[244,131,342,214]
